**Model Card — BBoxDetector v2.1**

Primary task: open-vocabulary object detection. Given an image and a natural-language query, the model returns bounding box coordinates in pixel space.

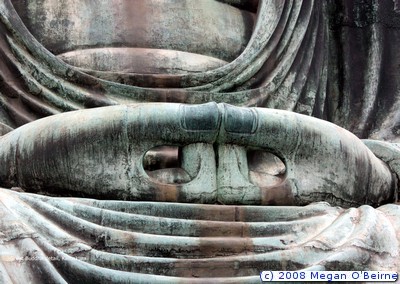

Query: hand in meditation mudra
[0,0,399,283]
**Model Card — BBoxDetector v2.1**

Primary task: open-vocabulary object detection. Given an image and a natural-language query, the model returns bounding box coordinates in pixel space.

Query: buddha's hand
[216,105,397,207]
[0,103,220,202]
[0,103,396,207]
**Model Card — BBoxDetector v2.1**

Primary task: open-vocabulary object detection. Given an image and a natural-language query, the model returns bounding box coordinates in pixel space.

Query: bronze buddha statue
[0,0,399,282]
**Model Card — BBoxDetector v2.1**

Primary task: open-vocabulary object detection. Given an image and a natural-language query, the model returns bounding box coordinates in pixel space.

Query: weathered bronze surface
[0,0,399,282]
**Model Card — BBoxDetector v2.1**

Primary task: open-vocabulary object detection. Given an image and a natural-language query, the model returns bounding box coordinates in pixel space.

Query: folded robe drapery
[0,0,399,141]
[0,188,399,283]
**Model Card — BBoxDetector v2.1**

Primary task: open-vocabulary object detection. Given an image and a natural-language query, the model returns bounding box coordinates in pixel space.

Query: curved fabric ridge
[0,188,399,283]
[57,48,228,74]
